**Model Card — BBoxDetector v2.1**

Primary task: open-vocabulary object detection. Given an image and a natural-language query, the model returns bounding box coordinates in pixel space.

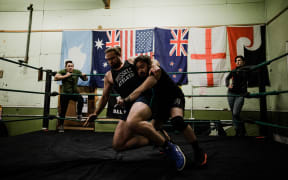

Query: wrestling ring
[0,53,288,180]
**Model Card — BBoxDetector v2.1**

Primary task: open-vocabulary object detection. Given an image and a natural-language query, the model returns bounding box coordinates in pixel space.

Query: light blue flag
[60,31,92,86]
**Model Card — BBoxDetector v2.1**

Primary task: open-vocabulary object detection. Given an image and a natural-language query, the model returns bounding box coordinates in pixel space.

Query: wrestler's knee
[126,120,139,132]
[126,119,152,134]
[170,116,188,132]
[112,140,125,152]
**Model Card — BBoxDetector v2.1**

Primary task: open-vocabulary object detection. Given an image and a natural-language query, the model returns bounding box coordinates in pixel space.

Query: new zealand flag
[154,28,188,85]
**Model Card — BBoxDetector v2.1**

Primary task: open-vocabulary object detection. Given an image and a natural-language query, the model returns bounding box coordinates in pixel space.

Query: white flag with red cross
[188,26,227,87]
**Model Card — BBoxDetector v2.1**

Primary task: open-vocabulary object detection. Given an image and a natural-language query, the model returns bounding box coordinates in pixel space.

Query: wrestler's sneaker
[58,125,64,133]
[195,148,207,167]
[164,142,186,171]
[77,115,82,121]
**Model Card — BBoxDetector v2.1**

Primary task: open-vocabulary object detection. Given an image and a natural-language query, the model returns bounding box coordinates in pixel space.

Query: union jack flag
[120,29,154,61]
[169,29,188,56]
[106,30,120,48]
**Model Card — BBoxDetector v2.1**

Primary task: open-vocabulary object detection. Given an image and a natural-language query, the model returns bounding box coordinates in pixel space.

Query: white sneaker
[58,125,64,133]
[77,115,83,121]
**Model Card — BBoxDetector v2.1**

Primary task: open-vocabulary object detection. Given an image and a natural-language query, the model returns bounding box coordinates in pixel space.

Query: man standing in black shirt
[225,55,249,136]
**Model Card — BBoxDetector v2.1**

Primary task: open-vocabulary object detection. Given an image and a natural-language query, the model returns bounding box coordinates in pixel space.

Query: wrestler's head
[65,60,74,73]
[105,47,122,69]
[134,55,152,79]
[234,55,245,68]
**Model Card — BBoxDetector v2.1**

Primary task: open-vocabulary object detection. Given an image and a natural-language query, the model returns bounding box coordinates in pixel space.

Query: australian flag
[154,28,188,85]
[90,30,120,88]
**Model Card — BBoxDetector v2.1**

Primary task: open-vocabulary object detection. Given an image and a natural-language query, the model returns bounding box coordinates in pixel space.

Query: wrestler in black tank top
[154,66,184,100]
[111,61,141,98]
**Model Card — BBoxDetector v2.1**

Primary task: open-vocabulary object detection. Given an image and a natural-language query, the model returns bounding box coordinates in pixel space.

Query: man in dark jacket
[225,55,250,136]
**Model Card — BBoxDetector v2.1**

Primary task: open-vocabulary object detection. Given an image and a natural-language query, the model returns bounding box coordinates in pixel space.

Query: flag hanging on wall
[227,25,270,87]
[188,26,227,87]
[90,29,153,88]
[120,29,154,61]
[90,30,120,88]
[154,27,188,85]
[60,31,92,86]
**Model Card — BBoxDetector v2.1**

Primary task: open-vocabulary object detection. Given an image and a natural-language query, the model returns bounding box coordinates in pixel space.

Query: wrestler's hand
[83,113,97,127]
[116,96,125,107]
[149,64,161,80]
[65,72,72,78]
[149,65,160,76]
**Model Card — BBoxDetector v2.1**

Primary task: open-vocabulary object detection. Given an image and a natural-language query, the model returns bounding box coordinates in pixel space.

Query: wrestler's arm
[84,72,113,126]
[127,57,159,67]
[225,71,232,88]
[117,58,161,103]
[80,72,88,81]
[123,69,162,103]
[54,72,71,81]
[91,71,113,116]
[127,57,135,64]
[152,59,160,67]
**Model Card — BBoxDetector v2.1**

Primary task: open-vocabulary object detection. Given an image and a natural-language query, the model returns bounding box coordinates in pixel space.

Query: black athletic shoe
[195,148,207,167]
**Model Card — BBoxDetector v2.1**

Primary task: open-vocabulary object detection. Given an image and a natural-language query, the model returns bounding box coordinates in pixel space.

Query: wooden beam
[103,0,110,9]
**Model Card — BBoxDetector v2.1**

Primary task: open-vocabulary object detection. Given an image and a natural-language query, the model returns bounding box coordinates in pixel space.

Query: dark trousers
[59,94,84,125]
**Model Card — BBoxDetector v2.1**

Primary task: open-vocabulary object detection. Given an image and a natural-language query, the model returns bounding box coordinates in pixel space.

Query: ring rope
[2,114,288,129]
[1,54,288,130]
[2,114,44,118]
[1,114,57,122]
[0,57,46,71]
[69,52,288,76]
[58,92,120,97]
[1,117,47,122]
[58,90,288,98]
[252,120,288,129]
[2,87,288,98]
[247,90,288,97]
[74,70,231,76]
[0,88,46,95]
[1,53,287,77]
[249,52,288,72]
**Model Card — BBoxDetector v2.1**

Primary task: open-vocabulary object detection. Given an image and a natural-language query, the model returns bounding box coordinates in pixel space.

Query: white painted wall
[0,0,269,111]
[265,0,288,112]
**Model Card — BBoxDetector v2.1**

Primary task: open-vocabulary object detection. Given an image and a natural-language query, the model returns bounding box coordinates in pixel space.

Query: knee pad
[170,116,187,132]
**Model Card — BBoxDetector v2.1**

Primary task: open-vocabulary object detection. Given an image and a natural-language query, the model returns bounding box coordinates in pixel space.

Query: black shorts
[121,92,153,121]
[152,95,185,123]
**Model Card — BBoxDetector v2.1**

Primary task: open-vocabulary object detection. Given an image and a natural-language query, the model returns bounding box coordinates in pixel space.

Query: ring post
[43,70,52,130]
[258,67,269,137]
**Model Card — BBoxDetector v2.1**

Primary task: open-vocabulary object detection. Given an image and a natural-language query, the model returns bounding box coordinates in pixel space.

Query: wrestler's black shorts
[152,94,185,123]
[121,91,154,121]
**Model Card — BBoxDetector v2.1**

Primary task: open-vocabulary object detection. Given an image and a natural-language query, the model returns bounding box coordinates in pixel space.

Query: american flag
[120,29,154,61]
